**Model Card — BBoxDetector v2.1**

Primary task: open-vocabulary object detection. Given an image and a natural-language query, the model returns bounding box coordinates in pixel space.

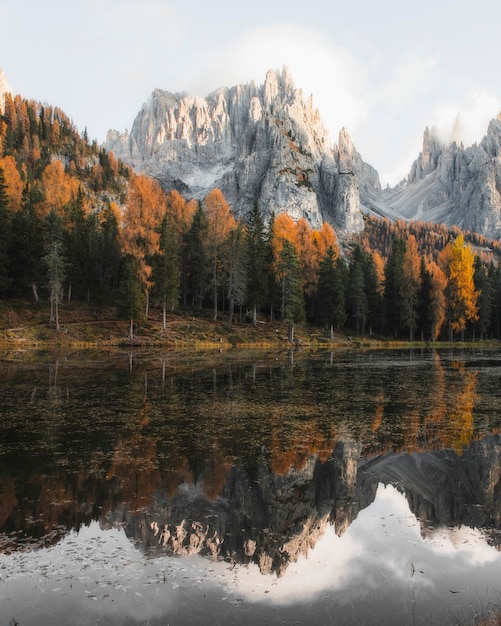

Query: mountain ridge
[105,67,371,234]
[362,115,501,239]
[106,68,501,240]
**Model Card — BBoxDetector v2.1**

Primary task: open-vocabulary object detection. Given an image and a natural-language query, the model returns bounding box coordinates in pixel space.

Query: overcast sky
[1,0,500,186]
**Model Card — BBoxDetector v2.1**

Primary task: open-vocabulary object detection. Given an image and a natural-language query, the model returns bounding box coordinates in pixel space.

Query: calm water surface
[0,347,501,625]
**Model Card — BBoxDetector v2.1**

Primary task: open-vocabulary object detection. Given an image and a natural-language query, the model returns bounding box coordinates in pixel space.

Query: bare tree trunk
[32,283,39,302]
[227,295,235,330]
[162,299,166,332]
[213,253,218,321]
[55,299,60,331]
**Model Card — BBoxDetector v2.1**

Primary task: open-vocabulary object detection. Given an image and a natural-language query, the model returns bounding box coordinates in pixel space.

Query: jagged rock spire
[0,67,12,114]
[105,69,371,234]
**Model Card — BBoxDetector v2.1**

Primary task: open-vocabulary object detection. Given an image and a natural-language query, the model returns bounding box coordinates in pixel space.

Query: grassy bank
[0,299,499,351]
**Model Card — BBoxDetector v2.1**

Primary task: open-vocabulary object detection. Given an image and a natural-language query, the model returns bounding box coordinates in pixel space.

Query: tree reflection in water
[0,348,500,624]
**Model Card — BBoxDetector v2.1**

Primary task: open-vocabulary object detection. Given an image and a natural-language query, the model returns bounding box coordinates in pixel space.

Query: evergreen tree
[204,189,236,321]
[316,246,346,337]
[42,210,66,330]
[98,204,121,299]
[277,239,304,342]
[383,238,406,337]
[489,264,501,339]
[347,247,368,335]
[265,212,280,320]
[152,213,180,331]
[418,257,432,341]
[0,166,10,294]
[64,187,87,301]
[184,203,208,309]
[224,223,247,329]
[473,257,492,340]
[8,184,43,299]
[118,254,145,339]
[358,247,382,335]
[246,202,268,325]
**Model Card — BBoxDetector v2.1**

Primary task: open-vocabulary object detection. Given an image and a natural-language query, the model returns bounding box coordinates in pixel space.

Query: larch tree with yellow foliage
[120,174,164,336]
[203,189,236,321]
[441,235,479,340]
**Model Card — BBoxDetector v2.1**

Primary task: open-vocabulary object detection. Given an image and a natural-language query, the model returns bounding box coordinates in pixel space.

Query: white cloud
[429,90,501,146]
[186,24,367,145]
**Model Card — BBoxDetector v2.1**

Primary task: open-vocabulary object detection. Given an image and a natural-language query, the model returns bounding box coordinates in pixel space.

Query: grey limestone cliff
[0,67,11,114]
[106,68,366,233]
[376,115,501,238]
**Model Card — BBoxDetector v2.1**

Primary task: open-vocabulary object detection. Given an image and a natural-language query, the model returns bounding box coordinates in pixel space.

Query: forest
[1,92,501,343]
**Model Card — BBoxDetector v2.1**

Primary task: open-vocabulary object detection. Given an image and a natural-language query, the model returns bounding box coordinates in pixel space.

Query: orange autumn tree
[41,159,80,218]
[428,261,448,340]
[165,190,197,305]
[314,222,339,260]
[270,212,304,334]
[120,173,165,335]
[0,155,23,211]
[401,234,422,341]
[270,212,297,298]
[203,189,236,321]
[295,218,319,297]
[440,234,479,340]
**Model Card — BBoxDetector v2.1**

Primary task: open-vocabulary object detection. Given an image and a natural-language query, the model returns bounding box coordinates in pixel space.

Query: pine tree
[347,247,368,335]
[473,257,492,340]
[316,246,346,337]
[418,257,432,341]
[224,223,247,329]
[118,254,145,339]
[42,210,66,331]
[277,239,304,342]
[184,203,208,309]
[246,202,268,325]
[98,203,121,299]
[8,184,43,299]
[64,187,87,301]
[152,213,180,331]
[0,166,10,293]
[204,189,236,321]
[383,238,406,337]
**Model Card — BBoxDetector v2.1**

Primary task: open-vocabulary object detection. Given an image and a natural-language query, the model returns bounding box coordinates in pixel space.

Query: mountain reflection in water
[0,348,501,625]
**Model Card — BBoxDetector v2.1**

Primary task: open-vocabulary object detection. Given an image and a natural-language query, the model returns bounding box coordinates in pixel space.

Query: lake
[0,347,500,625]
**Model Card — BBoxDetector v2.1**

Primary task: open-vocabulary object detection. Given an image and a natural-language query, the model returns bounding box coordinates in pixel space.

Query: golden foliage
[41,159,80,217]
[441,235,479,334]
[0,155,23,211]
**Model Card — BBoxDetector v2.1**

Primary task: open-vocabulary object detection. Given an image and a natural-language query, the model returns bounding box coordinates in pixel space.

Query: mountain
[107,434,501,576]
[364,116,501,239]
[0,66,11,113]
[106,67,374,234]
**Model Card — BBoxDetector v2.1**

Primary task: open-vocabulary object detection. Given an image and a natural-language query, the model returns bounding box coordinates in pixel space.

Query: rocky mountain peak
[372,112,501,238]
[0,67,12,114]
[407,125,444,184]
[105,68,369,233]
